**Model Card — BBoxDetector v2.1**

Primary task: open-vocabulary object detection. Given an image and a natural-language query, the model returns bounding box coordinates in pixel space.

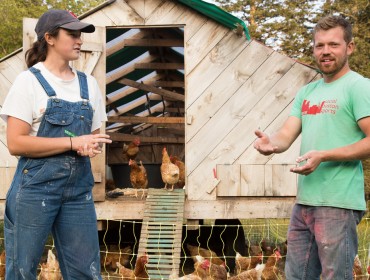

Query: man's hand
[253,130,278,155]
[290,150,323,175]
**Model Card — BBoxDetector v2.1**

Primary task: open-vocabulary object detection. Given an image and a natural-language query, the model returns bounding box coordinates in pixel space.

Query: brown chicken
[186,244,224,266]
[173,255,211,280]
[38,249,63,280]
[208,262,228,280]
[260,251,283,280]
[353,254,364,279]
[0,250,5,279]
[234,251,263,275]
[161,147,180,191]
[129,159,148,199]
[122,137,140,160]
[228,263,265,280]
[170,155,185,189]
[100,245,132,271]
[116,254,149,279]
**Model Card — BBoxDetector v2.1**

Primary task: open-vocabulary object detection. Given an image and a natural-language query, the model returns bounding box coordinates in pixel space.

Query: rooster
[170,155,185,189]
[129,159,148,199]
[122,137,140,161]
[186,244,224,266]
[234,251,263,275]
[116,254,149,279]
[161,147,179,191]
[38,249,63,280]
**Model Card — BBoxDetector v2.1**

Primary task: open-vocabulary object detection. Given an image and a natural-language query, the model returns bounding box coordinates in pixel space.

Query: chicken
[186,244,224,266]
[38,249,63,280]
[234,251,263,275]
[352,254,363,279]
[0,250,5,279]
[116,254,149,279]
[228,264,265,280]
[100,245,132,271]
[129,159,148,199]
[173,255,211,280]
[208,262,228,280]
[260,251,283,280]
[161,147,180,191]
[122,137,140,161]
[170,155,185,189]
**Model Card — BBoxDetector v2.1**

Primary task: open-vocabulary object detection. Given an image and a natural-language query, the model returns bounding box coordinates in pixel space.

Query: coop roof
[177,0,250,40]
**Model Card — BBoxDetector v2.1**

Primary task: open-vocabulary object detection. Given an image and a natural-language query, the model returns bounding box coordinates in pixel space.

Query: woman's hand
[72,133,112,157]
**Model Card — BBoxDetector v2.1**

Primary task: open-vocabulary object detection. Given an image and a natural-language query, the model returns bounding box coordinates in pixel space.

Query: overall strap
[29,67,56,97]
[76,71,89,100]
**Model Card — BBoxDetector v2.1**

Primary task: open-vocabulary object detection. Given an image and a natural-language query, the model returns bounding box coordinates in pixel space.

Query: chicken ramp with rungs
[138,188,185,279]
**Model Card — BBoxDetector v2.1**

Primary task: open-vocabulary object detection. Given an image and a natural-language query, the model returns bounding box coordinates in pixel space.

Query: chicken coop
[0,0,335,278]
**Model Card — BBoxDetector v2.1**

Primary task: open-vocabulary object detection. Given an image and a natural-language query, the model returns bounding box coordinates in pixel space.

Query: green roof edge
[177,0,251,40]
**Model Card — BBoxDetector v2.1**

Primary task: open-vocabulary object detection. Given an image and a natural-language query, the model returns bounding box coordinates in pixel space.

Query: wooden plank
[22,18,37,58]
[135,62,184,70]
[107,116,184,124]
[0,60,21,84]
[147,80,184,87]
[185,19,229,73]
[118,78,185,101]
[97,0,143,26]
[0,167,16,199]
[240,165,265,196]
[126,0,164,19]
[107,133,184,143]
[186,40,271,142]
[123,38,183,47]
[0,73,12,105]
[187,51,294,175]
[145,1,186,25]
[216,164,241,196]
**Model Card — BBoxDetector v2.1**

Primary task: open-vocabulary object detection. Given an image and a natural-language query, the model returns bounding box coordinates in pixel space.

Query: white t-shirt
[0,62,107,136]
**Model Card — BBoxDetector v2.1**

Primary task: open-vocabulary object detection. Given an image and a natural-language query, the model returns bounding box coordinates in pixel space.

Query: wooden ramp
[138,188,185,279]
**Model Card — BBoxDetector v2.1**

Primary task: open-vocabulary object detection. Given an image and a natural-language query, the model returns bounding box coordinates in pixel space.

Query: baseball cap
[35,9,95,41]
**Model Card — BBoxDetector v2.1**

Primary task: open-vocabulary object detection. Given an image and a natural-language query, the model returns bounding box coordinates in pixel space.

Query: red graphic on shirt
[302,100,325,115]
[301,99,338,115]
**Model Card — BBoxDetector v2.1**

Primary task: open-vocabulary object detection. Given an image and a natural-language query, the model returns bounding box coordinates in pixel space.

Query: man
[254,15,369,279]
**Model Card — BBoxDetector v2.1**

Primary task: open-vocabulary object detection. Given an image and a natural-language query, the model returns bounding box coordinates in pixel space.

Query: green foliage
[0,0,105,59]
[214,0,369,77]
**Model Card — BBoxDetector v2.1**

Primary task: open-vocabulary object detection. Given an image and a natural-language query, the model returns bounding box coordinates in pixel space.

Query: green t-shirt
[290,71,370,210]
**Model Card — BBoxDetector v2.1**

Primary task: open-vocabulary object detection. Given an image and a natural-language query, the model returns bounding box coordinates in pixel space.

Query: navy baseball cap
[35,9,95,41]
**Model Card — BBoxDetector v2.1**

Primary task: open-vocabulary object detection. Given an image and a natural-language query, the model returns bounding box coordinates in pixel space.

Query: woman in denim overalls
[0,9,111,279]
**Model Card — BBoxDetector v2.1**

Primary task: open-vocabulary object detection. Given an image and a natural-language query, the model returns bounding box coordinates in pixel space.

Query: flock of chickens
[120,137,185,197]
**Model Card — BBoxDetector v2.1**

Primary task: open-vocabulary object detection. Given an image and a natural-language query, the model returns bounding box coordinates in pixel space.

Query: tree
[0,0,104,59]
[214,0,369,77]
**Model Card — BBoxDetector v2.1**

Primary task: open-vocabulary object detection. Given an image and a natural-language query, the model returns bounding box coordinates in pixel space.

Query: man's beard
[316,54,348,76]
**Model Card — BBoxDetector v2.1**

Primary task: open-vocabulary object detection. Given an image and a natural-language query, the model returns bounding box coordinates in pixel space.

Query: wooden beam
[107,133,185,143]
[145,80,184,88]
[135,62,184,70]
[107,116,184,124]
[106,54,157,84]
[124,39,183,47]
[118,78,185,101]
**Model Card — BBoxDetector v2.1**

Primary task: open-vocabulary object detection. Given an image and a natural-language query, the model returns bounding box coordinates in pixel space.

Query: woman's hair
[313,15,353,44]
[25,29,59,68]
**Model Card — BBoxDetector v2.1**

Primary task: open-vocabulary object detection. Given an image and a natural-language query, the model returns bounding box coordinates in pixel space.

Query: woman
[0,9,111,279]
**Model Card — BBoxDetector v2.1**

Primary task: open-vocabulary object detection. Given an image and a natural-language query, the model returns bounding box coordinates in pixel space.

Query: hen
[0,250,5,279]
[100,245,132,271]
[38,249,63,280]
[208,262,228,280]
[161,147,180,191]
[260,251,283,280]
[172,255,211,280]
[129,159,148,199]
[352,254,363,279]
[170,155,185,189]
[186,244,224,266]
[116,254,149,279]
[234,251,263,275]
[228,263,265,280]
[122,137,140,161]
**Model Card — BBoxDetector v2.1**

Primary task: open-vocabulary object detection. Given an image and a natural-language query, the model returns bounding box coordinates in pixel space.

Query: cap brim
[60,21,95,33]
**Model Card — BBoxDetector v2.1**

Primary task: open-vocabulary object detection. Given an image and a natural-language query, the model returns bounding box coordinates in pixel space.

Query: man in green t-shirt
[254,15,369,279]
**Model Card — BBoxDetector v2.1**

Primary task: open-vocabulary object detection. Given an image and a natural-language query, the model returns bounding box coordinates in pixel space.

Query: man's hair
[313,15,353,44]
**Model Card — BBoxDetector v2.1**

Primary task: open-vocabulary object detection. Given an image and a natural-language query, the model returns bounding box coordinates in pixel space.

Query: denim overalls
[4,67,102,280]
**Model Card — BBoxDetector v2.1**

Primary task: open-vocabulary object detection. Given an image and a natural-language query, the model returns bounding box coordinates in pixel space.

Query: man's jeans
[285,204,364,280]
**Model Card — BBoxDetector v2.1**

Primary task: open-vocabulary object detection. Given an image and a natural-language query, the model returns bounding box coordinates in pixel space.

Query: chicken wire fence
[0,217,369,279]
